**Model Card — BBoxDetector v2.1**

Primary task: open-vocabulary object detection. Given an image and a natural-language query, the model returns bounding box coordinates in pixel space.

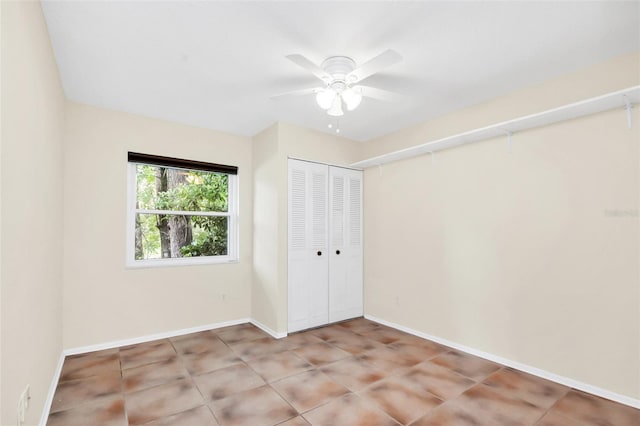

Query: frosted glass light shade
[342,88,362,111]
[316,88,335,110]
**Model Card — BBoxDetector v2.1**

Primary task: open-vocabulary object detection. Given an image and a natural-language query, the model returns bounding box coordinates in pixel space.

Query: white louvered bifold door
[288,159,329,332]
[329,166,363,323]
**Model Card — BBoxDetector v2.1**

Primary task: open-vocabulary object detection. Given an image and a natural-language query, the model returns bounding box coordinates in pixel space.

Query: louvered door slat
[331,175,345,248]
[288,159,329,332]
[329,166,363,323]
[289,169,306,251]
[311,172,327,248]
[349,177,362,247]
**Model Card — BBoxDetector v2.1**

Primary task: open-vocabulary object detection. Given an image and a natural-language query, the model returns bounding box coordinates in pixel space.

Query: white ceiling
[41,1,639,142]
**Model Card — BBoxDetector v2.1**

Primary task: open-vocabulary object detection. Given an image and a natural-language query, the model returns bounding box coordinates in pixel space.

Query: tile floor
[47,318,639,426]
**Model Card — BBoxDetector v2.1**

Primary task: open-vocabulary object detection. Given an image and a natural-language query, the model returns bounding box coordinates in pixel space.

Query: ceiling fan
[272,49,403,117]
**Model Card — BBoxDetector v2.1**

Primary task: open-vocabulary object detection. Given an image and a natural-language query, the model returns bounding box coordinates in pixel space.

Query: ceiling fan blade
[347,49,402,83]
[356,85,404,102]
[285,54,332,82]
[270,87,321,100]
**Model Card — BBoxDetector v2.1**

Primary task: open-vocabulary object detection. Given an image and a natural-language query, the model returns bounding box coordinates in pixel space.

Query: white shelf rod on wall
[351,85,640,169]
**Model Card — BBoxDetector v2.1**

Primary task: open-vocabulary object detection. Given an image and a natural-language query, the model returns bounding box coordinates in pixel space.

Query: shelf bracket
[624,95,633,129]
[500,129,514,152]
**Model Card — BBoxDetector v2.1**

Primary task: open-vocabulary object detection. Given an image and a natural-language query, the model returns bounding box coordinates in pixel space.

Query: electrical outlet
[16,385,30,426]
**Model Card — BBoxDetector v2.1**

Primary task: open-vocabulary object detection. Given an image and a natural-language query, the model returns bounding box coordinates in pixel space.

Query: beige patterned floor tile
[50,371,122,413]
[394,334,448,353]
[550,390,640,426]
[47,394,126,426]
[327,333,387,355]
[271,369,349,413]
[320,357,388,392]
[170,332,228,356]
[120,340,176,370]
[335,318,382,334]
[229,336,290,361]
[209,385,297,426]
[125,378,204,425]
[279,332,325,350]
[357,326,408,345]
[359,376,443,425]
[246,350,312,382]
[303,393,399,426]
[430,350,501,381]
[454,383,546,426]
[482,367,569,409]
[277,416,310,426]
[292,341,351,366]
[309,325,355,342]
[409,400,488,426]
[217,326,269,345]
[123,357,189,393]
[385,341,444,366]
[398,361,475,400]
[179,347,242,375]
[141,405,218,426]
[193,363,265,401]
[535,410,582,426]
[357,346,416,375]
[59,350,121,382]
[48,323,640,426]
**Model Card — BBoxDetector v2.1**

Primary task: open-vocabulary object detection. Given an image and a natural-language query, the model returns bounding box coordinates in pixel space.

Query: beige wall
[362,52,640,399]
[252,124,281,331]
[1,1,65,424]
[252,122,361,333]
[63,103,253,348]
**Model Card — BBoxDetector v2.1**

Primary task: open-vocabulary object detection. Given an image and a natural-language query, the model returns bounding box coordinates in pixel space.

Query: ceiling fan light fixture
[327,95,344,116]
[316,88,335,110]
[342,87,362,111]
[280,50,402,118]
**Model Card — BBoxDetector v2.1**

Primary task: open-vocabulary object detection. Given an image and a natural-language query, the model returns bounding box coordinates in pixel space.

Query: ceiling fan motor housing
[321,56,357,87]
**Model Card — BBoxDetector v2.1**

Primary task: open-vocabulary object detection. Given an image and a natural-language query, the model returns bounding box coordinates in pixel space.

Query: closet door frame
[287,158,363,333]
[287,159,329,333]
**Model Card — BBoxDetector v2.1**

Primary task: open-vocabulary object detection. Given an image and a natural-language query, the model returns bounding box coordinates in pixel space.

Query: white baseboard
[39,352,66,426]
[364,314,640,409]
[250,318,287,339]
[63,317,251,356]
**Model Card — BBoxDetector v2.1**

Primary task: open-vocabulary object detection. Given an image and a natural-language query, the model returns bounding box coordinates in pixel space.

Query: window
[127,152,238,267]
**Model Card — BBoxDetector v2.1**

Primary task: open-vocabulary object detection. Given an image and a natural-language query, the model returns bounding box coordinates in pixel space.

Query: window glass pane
[135,164,229,212]
[135,213,228,260]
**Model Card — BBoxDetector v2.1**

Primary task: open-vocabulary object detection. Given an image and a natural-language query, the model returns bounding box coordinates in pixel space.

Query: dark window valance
[128,152,238,175]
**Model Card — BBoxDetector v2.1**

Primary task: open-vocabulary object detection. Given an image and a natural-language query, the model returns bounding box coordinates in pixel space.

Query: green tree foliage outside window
[135,164,229,260]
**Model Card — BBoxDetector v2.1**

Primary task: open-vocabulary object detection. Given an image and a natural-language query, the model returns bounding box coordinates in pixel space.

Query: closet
[287,158,363,333]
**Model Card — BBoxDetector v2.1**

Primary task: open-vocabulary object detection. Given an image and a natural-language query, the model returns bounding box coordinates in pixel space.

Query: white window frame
[126,162,239,268]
